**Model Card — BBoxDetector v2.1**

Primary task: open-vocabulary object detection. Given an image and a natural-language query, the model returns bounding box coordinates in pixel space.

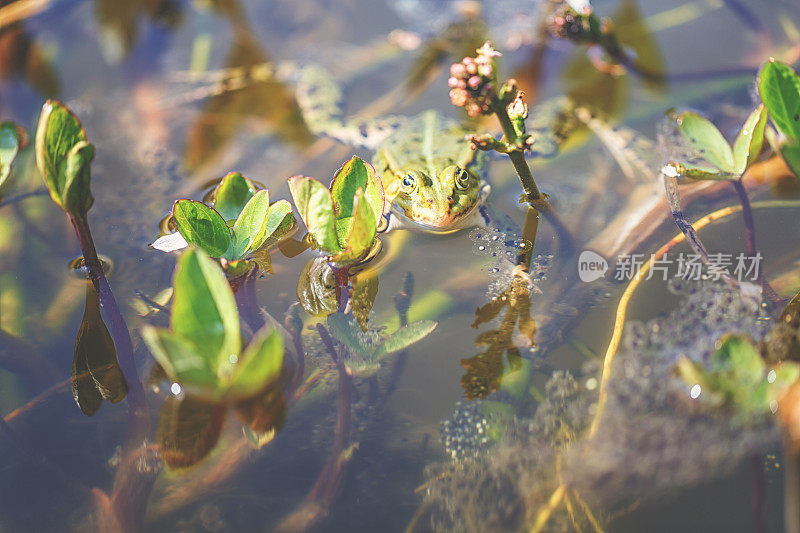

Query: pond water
[2,0,800,531]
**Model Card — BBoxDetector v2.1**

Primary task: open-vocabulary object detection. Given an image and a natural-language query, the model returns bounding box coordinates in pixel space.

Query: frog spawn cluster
[420,370,594,532]
[440,402,491,460]
[565,280,778,504]
[421,280,780,531]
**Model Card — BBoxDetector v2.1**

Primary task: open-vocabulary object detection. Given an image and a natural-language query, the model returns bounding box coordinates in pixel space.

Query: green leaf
[375,320,437,357]
[140,327,219,397]
[62,141,95,215]
[676,111,735,172]
[330,156,385,244]
[732,105,767,174]
[226,327,284,399]
[213,172,256,221]
[780,139,800,179]
[169,248,241,369]
[287,175,341,253]
[328,188,377,266]
[758,59,800,141]
[0,121,20,190]
[327,312,371,359]
[259,199,296,250]
[34,100,94,216]
[231,189,270,258]
[172,200,231,258]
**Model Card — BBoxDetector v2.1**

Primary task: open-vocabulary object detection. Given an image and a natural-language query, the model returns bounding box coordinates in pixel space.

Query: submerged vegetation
[2,0,800,531]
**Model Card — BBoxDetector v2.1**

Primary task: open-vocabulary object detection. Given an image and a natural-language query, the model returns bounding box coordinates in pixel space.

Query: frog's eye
[454,168,472,191]
[401,173,417,192]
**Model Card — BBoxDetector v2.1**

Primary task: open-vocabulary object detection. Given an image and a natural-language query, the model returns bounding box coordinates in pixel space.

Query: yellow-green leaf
[213,172,256,221]
[34,100,94,216]
[287,175,340,253]
[677,111,735,172]
[169,248,241,368]
[330,156,385,243]
[231,189,270,258]
[329,188,377,266]
[732,105,767,174]
[226,327,284,400]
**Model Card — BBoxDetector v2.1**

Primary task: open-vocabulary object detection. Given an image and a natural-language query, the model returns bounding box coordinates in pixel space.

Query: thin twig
[0,188,48,209]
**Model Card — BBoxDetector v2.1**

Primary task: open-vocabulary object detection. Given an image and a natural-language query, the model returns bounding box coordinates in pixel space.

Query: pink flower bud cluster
[448,42,499,117]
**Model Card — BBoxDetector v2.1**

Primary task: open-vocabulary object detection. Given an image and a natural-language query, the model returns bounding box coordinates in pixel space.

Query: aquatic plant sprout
[289,155,385,267]
[141,247,285,402]
[35,100,96,218]
[661,106,767,180]
[151,173,296,270]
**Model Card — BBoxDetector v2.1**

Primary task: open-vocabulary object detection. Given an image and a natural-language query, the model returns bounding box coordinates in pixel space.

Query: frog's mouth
[384,182,490,234]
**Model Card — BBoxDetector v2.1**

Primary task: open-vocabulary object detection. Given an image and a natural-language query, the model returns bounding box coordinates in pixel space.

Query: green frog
[371,111,490,234]
[292,66,492,234]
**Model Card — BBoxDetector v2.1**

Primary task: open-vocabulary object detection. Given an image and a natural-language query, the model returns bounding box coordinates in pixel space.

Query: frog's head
[385,164,481,231]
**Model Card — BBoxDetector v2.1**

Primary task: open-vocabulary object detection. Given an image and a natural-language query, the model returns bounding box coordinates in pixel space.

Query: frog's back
[372,111,482,187]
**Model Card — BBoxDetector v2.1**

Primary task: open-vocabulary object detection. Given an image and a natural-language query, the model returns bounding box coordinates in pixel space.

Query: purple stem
[233,270,265,333]
[68,214,147,435]
[731,179,780,302]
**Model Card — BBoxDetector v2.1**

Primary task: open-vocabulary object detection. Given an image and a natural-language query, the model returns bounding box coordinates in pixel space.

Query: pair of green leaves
[152,172,295,267]
[142,248,285,403]
[327,313,437,376]
[676,334,799,417]
[35,100,96,218]
[288,156,385,267]
[758,59,800,178]
[664,105,768,180]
